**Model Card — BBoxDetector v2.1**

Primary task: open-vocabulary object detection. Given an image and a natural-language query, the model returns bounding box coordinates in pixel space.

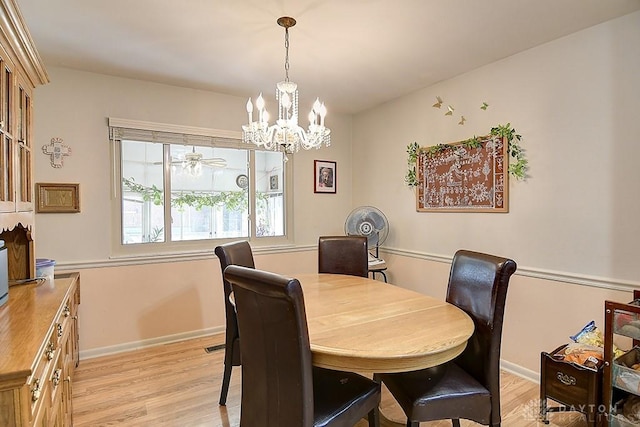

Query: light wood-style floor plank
[72,335,588,426]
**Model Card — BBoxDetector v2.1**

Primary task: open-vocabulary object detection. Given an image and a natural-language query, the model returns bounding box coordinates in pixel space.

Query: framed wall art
[416,135,508,212]
[269,174,279,191]
[36,183,80,213]
[314,160,336,194]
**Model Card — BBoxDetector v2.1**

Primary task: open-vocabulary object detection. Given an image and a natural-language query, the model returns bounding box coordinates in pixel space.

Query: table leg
[380,411,406,427]
[372,373,407,427]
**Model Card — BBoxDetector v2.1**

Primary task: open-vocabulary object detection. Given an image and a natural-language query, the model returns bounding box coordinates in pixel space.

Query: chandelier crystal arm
[242,16,331,154]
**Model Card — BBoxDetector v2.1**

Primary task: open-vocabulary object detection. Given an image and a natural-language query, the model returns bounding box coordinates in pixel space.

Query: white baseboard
[79,326,224,360]
[501,359,540,384]
[80,328,543,388]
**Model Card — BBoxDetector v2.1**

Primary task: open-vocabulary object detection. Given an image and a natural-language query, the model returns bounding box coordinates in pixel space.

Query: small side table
[540,344,603,427]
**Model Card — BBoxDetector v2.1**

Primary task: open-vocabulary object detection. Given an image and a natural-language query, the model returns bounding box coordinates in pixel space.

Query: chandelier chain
[284,28,290,83]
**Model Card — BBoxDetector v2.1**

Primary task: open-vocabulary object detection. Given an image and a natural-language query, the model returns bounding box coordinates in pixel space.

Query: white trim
[57,244,638,292]
[108,117,241,140]
[380,246,640,292]
[55,244,316,271]
[501,359,539,384]
[78,326,224,361]
[54,243,640,292]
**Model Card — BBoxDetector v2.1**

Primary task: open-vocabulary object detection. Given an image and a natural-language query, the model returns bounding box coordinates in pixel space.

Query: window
[109,118,290,255]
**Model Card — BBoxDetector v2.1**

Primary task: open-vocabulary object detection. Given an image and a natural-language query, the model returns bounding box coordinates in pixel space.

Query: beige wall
[31,11,640,378]
[33,67,355,261]
[32,69,353,357]
[351,11,640,376]
[74,249,317,358]
[352,11,640,281]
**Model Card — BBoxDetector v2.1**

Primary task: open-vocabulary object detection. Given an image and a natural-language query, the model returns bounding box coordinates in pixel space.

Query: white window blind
[108,117,242,147]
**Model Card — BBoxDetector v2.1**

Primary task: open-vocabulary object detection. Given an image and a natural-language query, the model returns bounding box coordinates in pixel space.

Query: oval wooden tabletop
[296,273,474,374]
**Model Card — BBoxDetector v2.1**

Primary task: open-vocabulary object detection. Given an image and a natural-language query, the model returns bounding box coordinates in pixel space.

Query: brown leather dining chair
[378,249,517,427]
[213,240,255,406]
[223,265,381,427]
[318,235,368,277]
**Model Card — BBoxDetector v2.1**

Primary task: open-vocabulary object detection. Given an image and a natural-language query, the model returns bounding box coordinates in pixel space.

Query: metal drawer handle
[46,341,55,360]
[557,372,576,386]
[63,304,71,317]
[52,368,62,387]
[57,323,63,338]
[31,379,41,402]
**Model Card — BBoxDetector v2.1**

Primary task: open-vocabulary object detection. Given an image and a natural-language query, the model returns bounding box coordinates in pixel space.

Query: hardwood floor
[72,335,589,426]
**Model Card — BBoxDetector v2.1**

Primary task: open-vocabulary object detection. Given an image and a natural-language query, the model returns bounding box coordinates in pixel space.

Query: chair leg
[451,420,461,427]
[218,363,233,405]
[407,420,419,427]
[368,407,380,427]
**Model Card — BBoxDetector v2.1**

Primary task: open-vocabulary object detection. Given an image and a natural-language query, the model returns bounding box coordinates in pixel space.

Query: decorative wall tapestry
[42,137,71,168]
[416,134,508,212]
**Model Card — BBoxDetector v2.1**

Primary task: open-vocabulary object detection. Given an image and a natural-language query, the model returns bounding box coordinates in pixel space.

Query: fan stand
[368,232,387,282]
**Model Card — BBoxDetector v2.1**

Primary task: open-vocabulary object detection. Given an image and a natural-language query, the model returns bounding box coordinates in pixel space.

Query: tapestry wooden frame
[416,135,508,212]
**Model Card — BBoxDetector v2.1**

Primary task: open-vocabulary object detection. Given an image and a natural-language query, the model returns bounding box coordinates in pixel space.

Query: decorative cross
[42,137,71,168]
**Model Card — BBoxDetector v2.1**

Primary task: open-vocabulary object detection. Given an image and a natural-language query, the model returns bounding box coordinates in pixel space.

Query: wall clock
[236,174,248,189]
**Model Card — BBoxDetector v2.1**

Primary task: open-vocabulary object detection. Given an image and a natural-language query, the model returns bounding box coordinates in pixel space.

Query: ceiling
[15,0,640,115]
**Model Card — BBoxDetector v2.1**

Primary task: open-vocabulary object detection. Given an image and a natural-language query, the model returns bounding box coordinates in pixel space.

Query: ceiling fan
[156,146,227,176]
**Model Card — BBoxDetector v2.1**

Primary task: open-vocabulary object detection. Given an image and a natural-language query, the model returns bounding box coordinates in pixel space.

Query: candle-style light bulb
[256,94,265,123]
[319,102,327,127]
[281,93,291,110]
[256,93,265,110]
[308,111,316,125]
[313,98,322,114]
[246,98,253,123]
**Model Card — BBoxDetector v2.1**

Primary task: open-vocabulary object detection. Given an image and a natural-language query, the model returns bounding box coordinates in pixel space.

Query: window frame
[109,118,293,257]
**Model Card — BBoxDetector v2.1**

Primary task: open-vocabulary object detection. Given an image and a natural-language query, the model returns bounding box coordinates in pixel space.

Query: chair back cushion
[224,265,314,427]
[446,249,516,423]
[318,235,368,277]
[214,241,255,332]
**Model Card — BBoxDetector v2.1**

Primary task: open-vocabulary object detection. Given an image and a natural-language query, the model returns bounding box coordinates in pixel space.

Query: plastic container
[36,258,55,282]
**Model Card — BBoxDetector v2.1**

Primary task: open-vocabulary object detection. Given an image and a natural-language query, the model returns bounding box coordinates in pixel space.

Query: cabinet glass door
[15,76,32,212]
[0,54,14,213]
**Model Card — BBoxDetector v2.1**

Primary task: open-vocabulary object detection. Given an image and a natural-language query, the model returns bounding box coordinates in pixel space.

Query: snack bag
[562,342,604,370]
[570,321,603,347]
[571,320,624,359]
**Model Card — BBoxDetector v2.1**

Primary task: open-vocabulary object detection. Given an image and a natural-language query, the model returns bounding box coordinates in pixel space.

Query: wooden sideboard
[0,272,80,426]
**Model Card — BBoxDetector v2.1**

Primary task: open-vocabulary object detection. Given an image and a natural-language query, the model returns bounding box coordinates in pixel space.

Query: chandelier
[242,17,331,155]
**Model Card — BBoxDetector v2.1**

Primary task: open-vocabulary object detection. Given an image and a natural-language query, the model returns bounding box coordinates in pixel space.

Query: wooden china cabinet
[0,0,48,280]
[0,2,82,427]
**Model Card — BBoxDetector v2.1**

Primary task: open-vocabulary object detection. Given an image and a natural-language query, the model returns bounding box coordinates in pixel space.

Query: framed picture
[269,174,279,191]
[314,160,336,194]
[36,183,80,213]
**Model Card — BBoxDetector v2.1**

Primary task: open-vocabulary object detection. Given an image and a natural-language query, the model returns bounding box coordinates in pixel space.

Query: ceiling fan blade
[201,158,227,168]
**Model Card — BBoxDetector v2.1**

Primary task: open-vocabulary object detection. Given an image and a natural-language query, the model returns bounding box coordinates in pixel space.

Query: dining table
[296,273,475,426]
[298,273,474,373]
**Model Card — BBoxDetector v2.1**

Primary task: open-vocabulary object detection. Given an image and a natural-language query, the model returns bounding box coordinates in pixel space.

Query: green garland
[405,123,527,187]
[122,177,266,211]
[490,123,527,180]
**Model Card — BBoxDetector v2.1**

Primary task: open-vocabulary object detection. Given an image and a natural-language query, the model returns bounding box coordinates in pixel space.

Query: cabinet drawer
[542,350,601,408]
